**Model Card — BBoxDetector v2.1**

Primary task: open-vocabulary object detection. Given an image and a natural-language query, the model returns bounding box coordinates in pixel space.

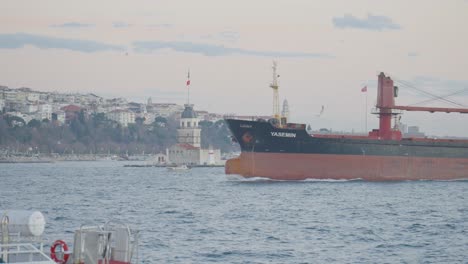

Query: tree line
[0,111,237,155]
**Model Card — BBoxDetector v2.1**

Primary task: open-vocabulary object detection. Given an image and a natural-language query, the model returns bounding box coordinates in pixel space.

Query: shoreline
[123,164,225,168]
[0,156,227,166]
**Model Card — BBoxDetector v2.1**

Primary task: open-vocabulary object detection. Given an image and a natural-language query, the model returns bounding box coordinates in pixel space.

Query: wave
[226,175,363,182]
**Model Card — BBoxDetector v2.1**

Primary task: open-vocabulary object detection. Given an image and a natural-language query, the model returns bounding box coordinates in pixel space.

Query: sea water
[1,161,467,263]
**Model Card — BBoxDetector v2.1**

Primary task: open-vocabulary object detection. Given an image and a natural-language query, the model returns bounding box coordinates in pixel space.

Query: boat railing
[73,222,139,264]
[0,243,55,264]
[104,220,139,264]
[0,231,45,244]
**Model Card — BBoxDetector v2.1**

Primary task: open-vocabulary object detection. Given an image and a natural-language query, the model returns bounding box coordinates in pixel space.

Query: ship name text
[271,132,296,138]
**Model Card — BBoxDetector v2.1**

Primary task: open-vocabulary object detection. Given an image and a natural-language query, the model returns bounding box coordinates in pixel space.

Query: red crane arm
[392,105,468,113]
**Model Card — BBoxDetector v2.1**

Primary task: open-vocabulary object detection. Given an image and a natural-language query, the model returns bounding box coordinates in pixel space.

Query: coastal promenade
[0,154,111,163]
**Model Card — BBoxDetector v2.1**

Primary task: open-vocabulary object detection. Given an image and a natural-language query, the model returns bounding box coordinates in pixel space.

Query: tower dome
[181,104,198,119]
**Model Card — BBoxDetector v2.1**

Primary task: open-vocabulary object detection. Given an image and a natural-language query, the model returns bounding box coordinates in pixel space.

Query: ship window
[181,121,184,127]
[188,122,191,127]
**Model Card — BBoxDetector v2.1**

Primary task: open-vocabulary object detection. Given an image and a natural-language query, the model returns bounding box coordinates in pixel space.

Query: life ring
[50,240,70,264]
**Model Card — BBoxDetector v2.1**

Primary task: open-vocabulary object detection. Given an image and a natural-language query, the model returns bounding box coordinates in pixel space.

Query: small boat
[167,165,190,171]
[0,210,139,264]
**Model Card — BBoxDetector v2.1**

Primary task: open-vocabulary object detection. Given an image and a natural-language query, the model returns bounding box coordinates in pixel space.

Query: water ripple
[1,161,467,263]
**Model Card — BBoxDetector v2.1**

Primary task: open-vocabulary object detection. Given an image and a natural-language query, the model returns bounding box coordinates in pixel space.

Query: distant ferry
[225,72,468,181]
[167,164,190,171]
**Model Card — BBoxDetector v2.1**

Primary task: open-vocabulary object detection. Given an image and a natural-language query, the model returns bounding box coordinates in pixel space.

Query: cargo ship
[225,68,468,181]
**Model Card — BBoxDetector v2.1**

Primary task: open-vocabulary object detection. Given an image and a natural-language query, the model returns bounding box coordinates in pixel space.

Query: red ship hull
[226,152,468,181]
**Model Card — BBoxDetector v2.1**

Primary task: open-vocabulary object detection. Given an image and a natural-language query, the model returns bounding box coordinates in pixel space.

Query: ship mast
[270,61,280,120]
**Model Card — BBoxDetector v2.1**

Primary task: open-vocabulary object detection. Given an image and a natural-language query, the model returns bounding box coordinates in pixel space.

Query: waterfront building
[166,104,221,165]
[152,153,168,164]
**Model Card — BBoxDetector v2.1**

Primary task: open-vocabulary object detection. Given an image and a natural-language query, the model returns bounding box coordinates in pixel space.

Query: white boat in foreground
[0,210,139,264]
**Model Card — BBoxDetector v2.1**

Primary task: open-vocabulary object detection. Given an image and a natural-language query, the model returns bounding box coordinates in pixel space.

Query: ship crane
[371,72,468,140]
[270,61,280,120]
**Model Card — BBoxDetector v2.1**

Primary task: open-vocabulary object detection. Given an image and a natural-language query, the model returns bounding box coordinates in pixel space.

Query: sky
[1,0,468,136]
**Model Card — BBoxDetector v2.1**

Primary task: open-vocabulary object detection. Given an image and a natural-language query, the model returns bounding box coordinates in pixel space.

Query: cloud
[0,33,125,53]
[333,14,401,31]
[411,76,468,93]
[147,24,173,29]
[133,40,331,58]
[50,22,94,28]
[201,31,240,43]
[113,22,132,28]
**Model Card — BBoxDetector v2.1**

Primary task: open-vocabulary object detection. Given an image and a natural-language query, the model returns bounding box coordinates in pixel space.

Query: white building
[106,110,135,127]
[26,93,40,102]
[4,90,19,102]
[177,104,201,147]
[82,93,103,104]
[38,104,53,114]
[167,104,221,165]
[22,104,38,114]
[35,104,53,120]
[142,113,157,125]
[152,153,168,165]
[54,110,66,124]
[149,103,184,117]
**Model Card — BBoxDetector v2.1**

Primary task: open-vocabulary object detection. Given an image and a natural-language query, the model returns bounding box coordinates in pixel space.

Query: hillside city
[0,85,250,162]
[0,85,226,127]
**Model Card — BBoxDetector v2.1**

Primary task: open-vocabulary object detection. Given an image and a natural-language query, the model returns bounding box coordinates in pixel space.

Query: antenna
[269,61,280,119]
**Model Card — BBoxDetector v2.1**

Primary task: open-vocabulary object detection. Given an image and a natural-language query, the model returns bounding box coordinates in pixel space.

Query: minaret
[282,99,290,121]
